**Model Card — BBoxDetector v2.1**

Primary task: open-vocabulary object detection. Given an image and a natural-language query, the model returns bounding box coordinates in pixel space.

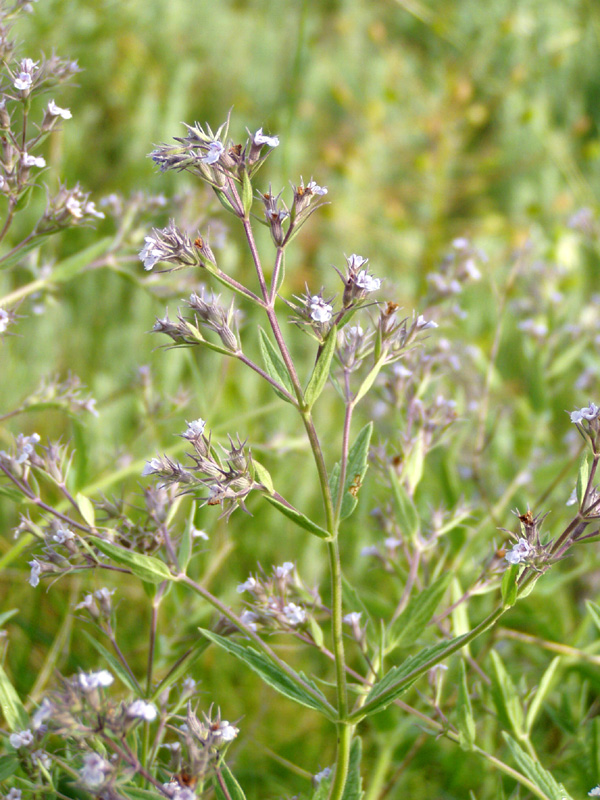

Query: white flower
[314,767,332,784]
[253,128,279,147]
[80,752,108,788]
[53,526,74,544]
[21,152,45,168]
[566,486,578,507]
[518,319,548,338]
[142,457,163,476]
[283,602,306,626]
[32,749,51,770]
[416,314,438,330]
[66,196,84,218]
[347,254,368,270]
[84,201,104,219]
[127,699,158,721]
[182,677,196,692]
[309,296,333,323]
[343,612,362,626]
[384,537,402,550]
[32,697,53,730]
[9,729,33,748]
[452,237,469,250]
[28,559,41,587]
[393,364,412,378]
[47,100,72,119]
[14,72,33,92]
[214,720,239,742]
[275,561,294,578]
[570,403,600,424]
[355,269,381,293]
[95,587,114,602]
[463,258,481,280]
[6,789,22,800]
[0,308,9,333]
[191,527,209,540]
[200,140,224,164]
[75,593,95,611]
[360,545,379,557]
[236,576,257,594]
[139,235,163,270]
[183,418,206,439]
[589,787,600,797]
[306,180,327,195]
[79,669,114,691]
[505,538,533,565]
[240,610,258,631]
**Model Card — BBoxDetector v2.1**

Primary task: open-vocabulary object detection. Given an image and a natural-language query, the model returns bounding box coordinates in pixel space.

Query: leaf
[214,762,247,800]
[578,453,591,507]
[253,459,274,494]
[90,536,173,584]
[525,657,561,734]
[0,485,24,503]
[457,660,476,751]
[0,664,29,731]
[200,629,335,718]
[0,609,18,628]
[342,577,373,629]
[342,737,364,800]
[263,495,330,539]
[329,422,373,520]
[52,238,113,283]
[304,326,337,410]
[0,755,19,780]
[403,430,425,495]
[389,572,451,651]
[240,168,253,218]
[213,187,238,216]
[501,564,519,608]
[388,467,420,541]
[81,630,140,694]
[489,650,524,737]
[587,600,600,635]
[258,327,295,402]
[503,733,574,800]
[76,492,96,527]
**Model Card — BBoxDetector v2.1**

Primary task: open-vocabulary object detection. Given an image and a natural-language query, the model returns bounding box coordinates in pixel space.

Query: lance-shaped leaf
[503,734,574,800]
[0,664,28,731]
[578,453,591,508]
[90,536,173,585]
[304,325,337,410]
[330,422,373,520]
[201,629,335,718]
[214,762,247,800]
[342,737,364,800]
[524,656,561,734]
[388,467,419,541]
[258,327,295,402]
[389,572,451,651]
[489,650,524,737]
[501,564,519,608]
[263,495,331,540]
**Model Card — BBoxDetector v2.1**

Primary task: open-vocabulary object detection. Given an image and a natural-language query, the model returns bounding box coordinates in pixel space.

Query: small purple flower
[275,561,294,578]
[570,403,600,424]
[240,610,258,631]
[589,786,600,797]
[306,180,327,196]
[80,752,109,788]
[355,269,381,293]
[47,100,72,119]
[183,418,206,439]
[416,315,438,330]
[9,729,34,748]
[21,152,46,168]
[236,576,257,594]
[142,457,163,476]
[13,58,38,92]
[200,140,225,164]
[79,669,114,691]
[309,296,333,323]
[127,699,158,721]
[505,538,533,565]
[314,767,332,785]
[343,612,362,626]
[28,559,41,587]
[283,602,306,626]
[0,308,9,333]
[253,128,279,147]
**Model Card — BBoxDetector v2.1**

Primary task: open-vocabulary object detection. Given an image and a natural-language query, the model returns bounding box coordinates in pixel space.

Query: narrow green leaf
[330,422,373,520]
[341,737,364,800]
[0,664,29,731]
[200,629,335,717]
[501,564,519,608]
[241,169,253,218]
[579,453,591,507]
[403,430,425,494]
[0,609,18,627]
[490,650,524,737]
[213,188,237,215]
[81,631,140,694]
[52,238,113,283]
[90,536,173,584]
[76,492,95,527]
[503,733,573,800]
[258,327,295,402]
[177,506,195,574]
[525,657,561,734]
[389,572,451,651]
[353,357,386,405]
[253,459,274,494]
[0,755,19,780]
[0,485,24,502]
[457,660,476,751]
[388,467,420,541]
[587,599,600,635]
[263,495,330,539]
[214,762,247,800]
[304,325,337,410]
[308,617,325,649]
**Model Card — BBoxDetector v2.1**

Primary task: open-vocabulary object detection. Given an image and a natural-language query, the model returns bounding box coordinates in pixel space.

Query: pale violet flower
[236,576,257,594]
[6,788,22,800]
[314,767,332,784]
[253,128,279,147]
[13,58,38,92]
[360,545,379,557]
[384,537,402,550]
[518,319,548,338]
[182,677,196,692]
[127,699,158,721]
[183,418,206,439]
[0,308,9,333]
[53,526,74,544]
[566,486,578,507]
[283,602,306,626]
[75,593,95,611]
[21,152,45,168]
[452,237,469,249]
[347,254,368,270]
[570,403,600,424]
[79,669,114,691]
[32,697,53,730]
[9,729,33,748]
[416,315,438,330]
[28,559,41,587]
[191,527,209,540]
[139,236,164,271]
[15,432,41,464]
[309,296,333,324]
[84,201,104,219]
[463,258,481,280]
[306,180,327,195]
[47,100,72,119]
[200,140,224,164]
[355,269,381,293]
[505,538,533,565]
[213,720,239,742]
[588,787,600,797]
[240,609,258,631]
[343,612,362,626]
[275,561,294,579]
[80,752,109,788]
[142,457,163,476]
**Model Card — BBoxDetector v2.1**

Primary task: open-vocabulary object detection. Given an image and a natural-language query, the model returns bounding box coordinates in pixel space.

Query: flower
[343,612,362,626]
[9,729,33,748]
[505,538,533,565]
[13,58,38,92]
[32,697,53,730]
[283,602,306,626]
[191,527,209,540]
[53,526,74,544]
[306,180,327,195]
[80,752,109,788]
[142,457,163,476]
[0,308,10,333]
[240,610,258,631]
[6,788,22,800]
[275,561,294,578]
[570,403,600,424]
[183,418,206,439]
[253,128,279,147]
[347,254,368,270]
[309,296,333,323]
[47,100,72,119]
[200,140,224,164]
[314,767,332,784]
[127,699,158,721]
[79,669,114,691]
[589,786,600,797]
[28,559,41,587]
[213,720,239,742]
[236,576,257,594]
[21,152,46,168]
[355,269,381,293]
[416,315,438,330]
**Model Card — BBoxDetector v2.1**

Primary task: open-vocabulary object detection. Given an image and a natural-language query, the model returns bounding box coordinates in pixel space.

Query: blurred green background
[2,1,600,798]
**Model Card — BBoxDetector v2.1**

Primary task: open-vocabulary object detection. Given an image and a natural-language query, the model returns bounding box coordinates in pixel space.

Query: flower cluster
[236,561,319,632]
